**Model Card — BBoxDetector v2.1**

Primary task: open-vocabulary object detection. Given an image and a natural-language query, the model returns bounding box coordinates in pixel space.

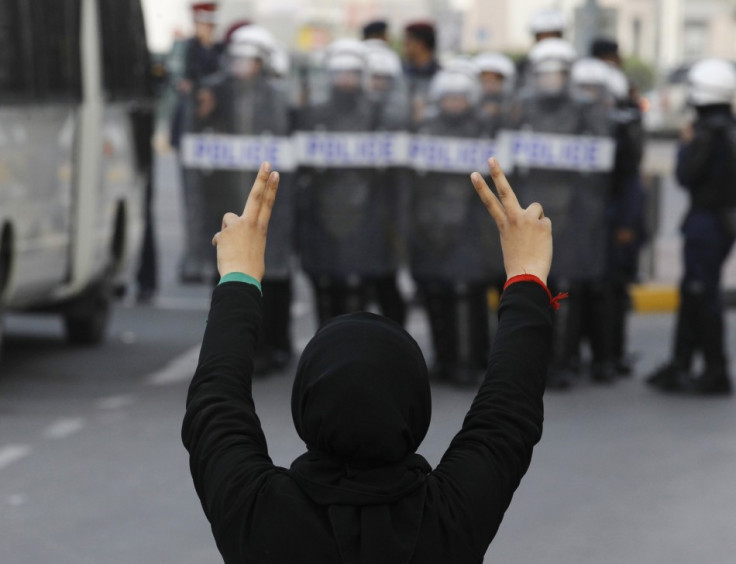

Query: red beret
[192,2,218,24]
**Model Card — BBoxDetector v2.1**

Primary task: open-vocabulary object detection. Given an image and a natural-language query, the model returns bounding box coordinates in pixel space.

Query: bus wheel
[64,277,112,346]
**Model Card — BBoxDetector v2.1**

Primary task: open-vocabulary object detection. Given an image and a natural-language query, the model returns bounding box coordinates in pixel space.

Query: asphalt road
[1,144,735,564]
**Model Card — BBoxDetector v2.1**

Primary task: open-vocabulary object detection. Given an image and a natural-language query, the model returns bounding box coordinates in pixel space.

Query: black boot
[422,285,457,383]
[690,307,732,395]
[645,361,689,392]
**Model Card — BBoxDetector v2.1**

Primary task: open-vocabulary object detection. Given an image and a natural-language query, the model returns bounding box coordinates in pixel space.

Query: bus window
[0,1,35,101]
[98,0,151,101]
[28,0,83,101]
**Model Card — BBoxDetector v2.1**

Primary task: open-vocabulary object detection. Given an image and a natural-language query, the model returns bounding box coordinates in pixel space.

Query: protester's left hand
[211,162,280,281]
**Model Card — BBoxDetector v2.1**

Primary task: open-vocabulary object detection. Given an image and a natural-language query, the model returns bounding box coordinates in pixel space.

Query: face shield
[327,53,365,93]
[228,42,266,80]
[228,56,263,80]
[479,71,505,96]
[535,69,567,96]
[439,92,472,116]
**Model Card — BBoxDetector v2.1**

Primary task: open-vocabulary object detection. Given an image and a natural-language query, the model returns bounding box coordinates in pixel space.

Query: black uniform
[647,105,736,394]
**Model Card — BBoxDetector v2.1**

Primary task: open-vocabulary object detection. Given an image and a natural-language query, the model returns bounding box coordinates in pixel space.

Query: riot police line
[180,130,615,174]
[172,25,643,388]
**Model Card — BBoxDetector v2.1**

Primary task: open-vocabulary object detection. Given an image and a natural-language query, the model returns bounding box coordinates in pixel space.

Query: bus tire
[64,277,112,346]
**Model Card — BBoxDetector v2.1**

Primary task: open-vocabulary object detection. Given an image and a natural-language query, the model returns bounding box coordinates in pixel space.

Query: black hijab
[289,313,432,564]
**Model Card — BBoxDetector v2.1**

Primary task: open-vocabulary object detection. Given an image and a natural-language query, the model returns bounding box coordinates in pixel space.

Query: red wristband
[503,274,568,311]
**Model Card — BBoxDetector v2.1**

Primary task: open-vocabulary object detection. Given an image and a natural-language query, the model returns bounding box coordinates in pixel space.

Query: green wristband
[218,272,263,295]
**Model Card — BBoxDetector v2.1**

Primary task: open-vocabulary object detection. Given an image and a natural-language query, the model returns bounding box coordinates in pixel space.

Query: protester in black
[183,160,555,563]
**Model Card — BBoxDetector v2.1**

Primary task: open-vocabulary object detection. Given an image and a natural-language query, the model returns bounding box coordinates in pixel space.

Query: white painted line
[43,418,86,440]
[146,346,201,386]
[95,394,136,411]
[0,445,32,470]
[7,493,27,507]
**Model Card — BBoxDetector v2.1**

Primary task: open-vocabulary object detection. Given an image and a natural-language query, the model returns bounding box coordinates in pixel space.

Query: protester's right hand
[471,158,553,285]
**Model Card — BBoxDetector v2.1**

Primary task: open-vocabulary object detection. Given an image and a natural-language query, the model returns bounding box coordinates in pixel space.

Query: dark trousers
[673,211,735,370]
[310,276,368,327]
[419,282,491,371]
[136,170,158,293]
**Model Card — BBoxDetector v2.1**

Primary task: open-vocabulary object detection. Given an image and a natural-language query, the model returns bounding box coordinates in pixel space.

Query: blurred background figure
[173,1,225,284]
[474,51,516,121]
[505,37,609,390]
[408,63,501,386]
[402,21,441,127]
[196,24,295,374]
[516,7,567,91]
[362,19,389,43]
[646,59,736,396]
[297,39,400,326]
[134,59,170,304]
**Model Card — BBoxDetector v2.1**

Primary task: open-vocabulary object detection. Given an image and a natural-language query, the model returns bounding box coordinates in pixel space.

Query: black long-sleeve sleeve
[430,281,552,558]
[182,283,275,539]
[676,128,716,189]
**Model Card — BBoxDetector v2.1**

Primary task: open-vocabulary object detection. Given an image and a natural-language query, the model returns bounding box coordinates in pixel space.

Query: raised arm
[431,158,554,556]
[182,163,280,532]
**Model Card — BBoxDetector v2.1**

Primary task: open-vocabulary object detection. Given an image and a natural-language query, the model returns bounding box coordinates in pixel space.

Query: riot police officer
[646,59,736,395]
[569,57,621,383]
[297,39,397,326]
[474,52,516,121]
[505,39,609,389]
[364,41,411,326]
[409,65,502,386]
[516,8,566,92]
[199,25,295,373]
[604,65,647,377]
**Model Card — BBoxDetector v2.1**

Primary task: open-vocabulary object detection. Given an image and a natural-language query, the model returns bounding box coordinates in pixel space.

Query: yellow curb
[630,284,679,313]
[488,284,679,313]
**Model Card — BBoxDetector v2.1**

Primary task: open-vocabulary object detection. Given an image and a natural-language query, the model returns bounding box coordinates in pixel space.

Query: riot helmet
[227,25,276,79]
[687,59,736,107]
[571,57,612,104]
[366,42,402,94]
[605,66,630,104]
[474,52,516,96]
[429,67,480,117]
[325,39,369,94]
[529,8,565,41]
[529,38,576,97]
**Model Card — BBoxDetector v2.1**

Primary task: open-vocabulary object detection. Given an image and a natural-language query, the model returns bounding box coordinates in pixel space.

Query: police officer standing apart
[409,64,501,386]
[646,59,736,395]
[198,26,295,374]
[174,2,225,284]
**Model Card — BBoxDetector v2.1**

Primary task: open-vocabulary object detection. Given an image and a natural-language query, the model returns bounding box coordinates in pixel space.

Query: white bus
[0,0,151,357]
